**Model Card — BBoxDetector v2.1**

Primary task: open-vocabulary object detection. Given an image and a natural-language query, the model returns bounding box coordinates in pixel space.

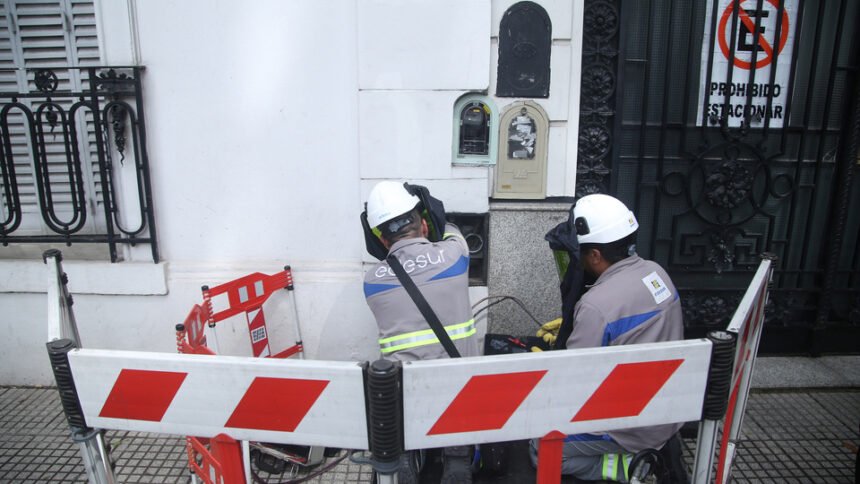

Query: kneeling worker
[531,194,685,482]
[362,181,479,484]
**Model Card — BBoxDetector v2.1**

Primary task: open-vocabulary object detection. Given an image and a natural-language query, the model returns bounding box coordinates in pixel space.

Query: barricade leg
[285,266,306,360]
[210,434,246,484]
[691,419,719,483]
[536,430,566,484]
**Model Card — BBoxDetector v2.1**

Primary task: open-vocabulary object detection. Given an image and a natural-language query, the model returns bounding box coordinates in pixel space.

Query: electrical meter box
[493,101,549,199]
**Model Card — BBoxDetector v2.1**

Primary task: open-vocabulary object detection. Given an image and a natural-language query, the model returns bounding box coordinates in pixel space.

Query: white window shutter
[0,0,101,234]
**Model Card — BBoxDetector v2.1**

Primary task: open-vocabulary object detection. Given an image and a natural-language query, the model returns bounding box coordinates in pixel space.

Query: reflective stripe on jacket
[601,453,631,482]
[379,319,476,354]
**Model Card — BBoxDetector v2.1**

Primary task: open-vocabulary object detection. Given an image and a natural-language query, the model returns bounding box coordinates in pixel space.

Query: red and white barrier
[691,256,775,483]
[402,339,712,449]
[176,267,310,482]
[68,349,369,450]
[202,268,303,359]
[716,257,774,484]
[47,254,776,484]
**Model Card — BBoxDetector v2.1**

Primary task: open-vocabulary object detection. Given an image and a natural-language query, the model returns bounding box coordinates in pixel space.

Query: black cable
[472,295,543,327]
[251,450,350,484]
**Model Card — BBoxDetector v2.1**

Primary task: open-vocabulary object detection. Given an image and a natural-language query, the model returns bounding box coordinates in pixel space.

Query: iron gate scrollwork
[576,0,619,198]
[0,66,158,262]
[581,0,860,353]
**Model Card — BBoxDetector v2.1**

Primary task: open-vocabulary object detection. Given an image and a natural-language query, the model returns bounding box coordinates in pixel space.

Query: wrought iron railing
[0,66,158,262]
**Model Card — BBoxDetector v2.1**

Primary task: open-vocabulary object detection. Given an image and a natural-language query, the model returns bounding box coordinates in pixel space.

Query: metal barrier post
[47,339,116,484]
[44,249,116,484]
[44,249,81,345]
[284,265,306,360]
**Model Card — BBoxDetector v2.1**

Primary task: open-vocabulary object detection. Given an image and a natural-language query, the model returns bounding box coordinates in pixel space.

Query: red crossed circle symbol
[718,0,789,69]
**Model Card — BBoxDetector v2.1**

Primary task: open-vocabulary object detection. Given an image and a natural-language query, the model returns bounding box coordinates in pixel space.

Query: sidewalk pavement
[1,356,858,483]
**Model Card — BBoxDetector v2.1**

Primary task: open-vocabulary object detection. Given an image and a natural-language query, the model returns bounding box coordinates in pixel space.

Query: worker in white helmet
[362,180,478,484]
[530,194,685,483]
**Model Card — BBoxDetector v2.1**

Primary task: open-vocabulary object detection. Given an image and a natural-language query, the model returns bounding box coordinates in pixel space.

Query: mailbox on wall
[493,101,549,199]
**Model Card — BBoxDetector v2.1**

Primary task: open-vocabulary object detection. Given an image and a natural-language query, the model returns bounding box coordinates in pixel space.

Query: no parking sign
[697,0,797,128]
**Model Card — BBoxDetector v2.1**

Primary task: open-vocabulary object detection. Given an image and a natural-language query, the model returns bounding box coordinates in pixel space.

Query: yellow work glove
[536,317,562,346]
[530,346,543,352]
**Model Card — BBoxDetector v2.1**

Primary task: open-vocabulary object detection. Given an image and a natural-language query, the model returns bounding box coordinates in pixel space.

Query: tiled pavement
[1,385,858,483]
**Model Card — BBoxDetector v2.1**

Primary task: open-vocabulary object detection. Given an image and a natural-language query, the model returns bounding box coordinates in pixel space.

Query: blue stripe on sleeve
[363,282,399,298]
[602,310,661,346]
[428,255,469,281]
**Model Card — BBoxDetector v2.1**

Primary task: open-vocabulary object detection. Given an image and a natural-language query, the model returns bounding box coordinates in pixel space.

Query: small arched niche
[496,1,552,98]
[452,93,498,166]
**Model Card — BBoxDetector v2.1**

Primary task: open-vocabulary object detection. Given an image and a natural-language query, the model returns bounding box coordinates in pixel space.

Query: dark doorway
[579,0,860,353]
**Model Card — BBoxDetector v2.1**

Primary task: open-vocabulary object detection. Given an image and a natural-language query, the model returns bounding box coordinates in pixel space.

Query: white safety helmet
[573,194,639,245]
[366,181,420,229]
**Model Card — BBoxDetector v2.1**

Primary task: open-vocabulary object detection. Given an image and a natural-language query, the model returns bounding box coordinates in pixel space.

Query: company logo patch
[642,272,671,304]
[375,250,447,278]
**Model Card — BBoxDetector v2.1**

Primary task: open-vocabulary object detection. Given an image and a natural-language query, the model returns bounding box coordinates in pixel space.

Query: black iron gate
[577,0,860,353]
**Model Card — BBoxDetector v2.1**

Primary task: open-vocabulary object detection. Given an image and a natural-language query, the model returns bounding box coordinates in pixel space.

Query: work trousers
[399,446,472,483]
[529,434,631,482]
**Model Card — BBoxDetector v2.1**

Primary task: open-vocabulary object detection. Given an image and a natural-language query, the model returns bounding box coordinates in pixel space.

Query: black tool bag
[483,334,549,355]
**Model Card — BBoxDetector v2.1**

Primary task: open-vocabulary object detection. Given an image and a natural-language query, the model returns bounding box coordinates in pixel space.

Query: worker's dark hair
[581,232,637,264]
[379,209,423,244]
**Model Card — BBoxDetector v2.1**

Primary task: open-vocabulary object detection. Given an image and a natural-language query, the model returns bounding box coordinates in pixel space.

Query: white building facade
[0,0,586,384]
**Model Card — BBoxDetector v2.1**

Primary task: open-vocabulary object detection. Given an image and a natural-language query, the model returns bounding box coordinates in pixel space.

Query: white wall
[0,0,580,384]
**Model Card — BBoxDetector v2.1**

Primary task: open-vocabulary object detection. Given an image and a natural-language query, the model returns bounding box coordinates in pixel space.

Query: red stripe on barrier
[226,377,329,432]
[99,369,187,421]
[428,370,546,435]
[572,359,683,422]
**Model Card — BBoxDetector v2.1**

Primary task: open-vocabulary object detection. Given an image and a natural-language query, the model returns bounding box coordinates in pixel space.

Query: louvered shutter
[0,0,101,233]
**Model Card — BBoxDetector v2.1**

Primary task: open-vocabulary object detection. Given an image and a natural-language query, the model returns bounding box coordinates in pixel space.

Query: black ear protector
[574,217,590,236]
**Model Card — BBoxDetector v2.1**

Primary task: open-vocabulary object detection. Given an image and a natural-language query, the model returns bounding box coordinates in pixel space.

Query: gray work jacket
[566,255,685,452]
[363,224,479,362]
